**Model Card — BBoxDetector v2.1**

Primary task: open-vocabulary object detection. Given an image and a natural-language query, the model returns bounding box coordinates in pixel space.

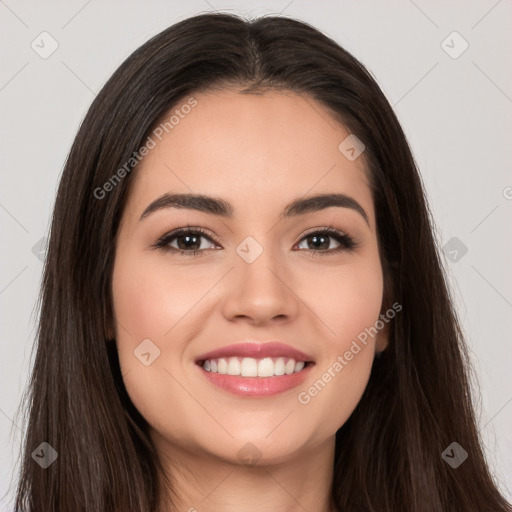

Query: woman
[14,12,511,512]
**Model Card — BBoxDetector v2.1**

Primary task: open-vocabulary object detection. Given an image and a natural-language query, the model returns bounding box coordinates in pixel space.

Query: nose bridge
[236,233,288,295]
[222,233,298,322]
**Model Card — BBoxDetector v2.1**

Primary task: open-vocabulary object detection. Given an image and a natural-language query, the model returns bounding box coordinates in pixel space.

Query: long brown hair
[12,12,511,511]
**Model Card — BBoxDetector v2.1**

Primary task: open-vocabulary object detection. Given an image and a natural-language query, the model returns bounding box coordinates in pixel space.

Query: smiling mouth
[197,356,314,377]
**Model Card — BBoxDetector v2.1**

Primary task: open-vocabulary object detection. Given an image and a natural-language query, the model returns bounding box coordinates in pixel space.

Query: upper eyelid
[162,225,350,239]
[162,226,219,244]
[158,225,353,247]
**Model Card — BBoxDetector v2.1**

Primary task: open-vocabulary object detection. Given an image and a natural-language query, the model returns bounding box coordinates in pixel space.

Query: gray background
[1,0,511,508]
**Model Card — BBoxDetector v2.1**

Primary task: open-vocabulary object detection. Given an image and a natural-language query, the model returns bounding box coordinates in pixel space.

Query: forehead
[125,89,374,225]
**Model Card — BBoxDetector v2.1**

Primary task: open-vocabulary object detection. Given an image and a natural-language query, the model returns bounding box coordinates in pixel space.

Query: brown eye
[154,227,219,256]
[296,228,356,255]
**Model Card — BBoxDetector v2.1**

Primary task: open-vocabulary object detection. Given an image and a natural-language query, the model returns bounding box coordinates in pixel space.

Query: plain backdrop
[1,0,511,509]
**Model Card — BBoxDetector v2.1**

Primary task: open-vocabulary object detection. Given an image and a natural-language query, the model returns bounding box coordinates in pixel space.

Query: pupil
[179,234,199,250]
[310,234,328,250]
[176,233,331,251]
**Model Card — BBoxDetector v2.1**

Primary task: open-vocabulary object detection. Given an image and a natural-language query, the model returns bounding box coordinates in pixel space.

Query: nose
[221,244,300,326]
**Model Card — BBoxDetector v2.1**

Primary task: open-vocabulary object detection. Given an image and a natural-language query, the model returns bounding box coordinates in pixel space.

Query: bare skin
[111,89,388,512]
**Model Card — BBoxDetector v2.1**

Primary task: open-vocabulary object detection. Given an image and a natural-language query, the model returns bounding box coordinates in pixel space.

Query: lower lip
[196,363,314,397]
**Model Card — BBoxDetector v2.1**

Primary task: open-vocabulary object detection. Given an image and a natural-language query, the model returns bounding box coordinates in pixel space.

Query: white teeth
[201,356,308,377]
[285,359,295,375]
[241,357,258,377]
[217,358,227,374]
[227,356,241,375]
[274,357,285,375]
[257,357,274,377]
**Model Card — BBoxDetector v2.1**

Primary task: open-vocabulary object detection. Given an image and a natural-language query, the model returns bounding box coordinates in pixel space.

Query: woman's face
[111,89,387,465]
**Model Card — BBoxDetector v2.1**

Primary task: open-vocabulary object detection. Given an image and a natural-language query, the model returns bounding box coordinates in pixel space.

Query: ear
[106,317,116,341]
[376,268,395,354]
[374,317,390,354]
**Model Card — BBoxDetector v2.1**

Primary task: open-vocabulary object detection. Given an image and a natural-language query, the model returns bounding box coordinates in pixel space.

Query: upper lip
[195,341,315,363]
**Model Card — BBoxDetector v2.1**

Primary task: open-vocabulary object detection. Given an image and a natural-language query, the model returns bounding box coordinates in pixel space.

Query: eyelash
[152,225,357,258]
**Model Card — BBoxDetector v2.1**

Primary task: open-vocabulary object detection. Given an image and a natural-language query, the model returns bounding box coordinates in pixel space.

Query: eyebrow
[139,192,369,225]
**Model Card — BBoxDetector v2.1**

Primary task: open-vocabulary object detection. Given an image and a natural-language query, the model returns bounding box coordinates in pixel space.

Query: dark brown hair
[12,12,511,512]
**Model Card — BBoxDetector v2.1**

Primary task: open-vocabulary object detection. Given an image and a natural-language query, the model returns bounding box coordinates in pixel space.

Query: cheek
[293,257,383,427]
[111,242,385,443]
[111,252,205,437]
[111,250,209,342]
[111,250,217,415]
[301,257,384,346]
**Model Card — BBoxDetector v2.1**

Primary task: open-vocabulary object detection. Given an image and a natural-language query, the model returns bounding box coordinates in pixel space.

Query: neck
[152,432,337,512]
